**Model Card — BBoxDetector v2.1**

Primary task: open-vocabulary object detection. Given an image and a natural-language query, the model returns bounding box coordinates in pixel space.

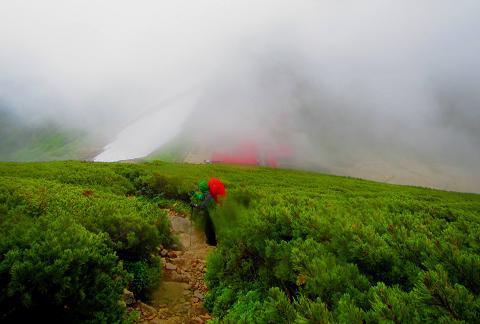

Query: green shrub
[1,160,479,322]
[0,176,173,260]
[0,164,176,321]
[0,216,128,323]
[412,266,480,322]
[125,256,162,300]
[295,295,333,323]
[148,173,191,201]
[193,167,479,322]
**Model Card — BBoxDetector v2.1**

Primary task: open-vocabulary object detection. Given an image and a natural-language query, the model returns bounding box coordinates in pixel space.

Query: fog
[1,1,479,192]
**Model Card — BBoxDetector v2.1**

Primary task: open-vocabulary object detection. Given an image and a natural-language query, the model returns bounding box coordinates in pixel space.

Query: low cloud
[1,1,479,191]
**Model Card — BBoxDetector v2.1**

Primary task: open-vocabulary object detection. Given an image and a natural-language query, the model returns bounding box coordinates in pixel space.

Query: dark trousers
[204,210,217,246]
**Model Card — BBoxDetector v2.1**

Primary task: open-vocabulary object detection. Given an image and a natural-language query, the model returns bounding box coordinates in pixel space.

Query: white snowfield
[94,94,196,162]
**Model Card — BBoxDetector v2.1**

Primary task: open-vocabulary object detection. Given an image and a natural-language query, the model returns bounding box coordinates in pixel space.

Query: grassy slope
[145,135,193,162]
[1,161,479,322]
[0,110,93,162]
[0,161,173,322]
[5,160,477,201]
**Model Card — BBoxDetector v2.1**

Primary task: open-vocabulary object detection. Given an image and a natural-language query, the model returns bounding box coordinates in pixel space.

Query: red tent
[211,141,292,167]
[211,141,259,165]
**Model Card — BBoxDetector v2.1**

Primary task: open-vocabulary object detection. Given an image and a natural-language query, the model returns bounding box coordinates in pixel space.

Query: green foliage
[412,266,480,322]
[119,161,478,323]
[139,173,191,202]
[1,160,479,322]
[0,109,92,162]
[0,162,177,322]
[0,161,135,194]
[295,295,333,323]
[0,216,128,322]
[0,176,172,260]
[216,288,297,323]
[366,282,416,323]
[124,257,162,300]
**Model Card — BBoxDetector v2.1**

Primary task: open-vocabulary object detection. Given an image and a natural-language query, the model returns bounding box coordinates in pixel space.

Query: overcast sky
[1,1,479,191]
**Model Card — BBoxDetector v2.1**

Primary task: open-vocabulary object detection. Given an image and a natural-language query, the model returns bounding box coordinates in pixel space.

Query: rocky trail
[131,210,214,323]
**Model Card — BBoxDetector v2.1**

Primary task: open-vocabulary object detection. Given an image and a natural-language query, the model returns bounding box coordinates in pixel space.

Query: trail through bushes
[1,161,479,322]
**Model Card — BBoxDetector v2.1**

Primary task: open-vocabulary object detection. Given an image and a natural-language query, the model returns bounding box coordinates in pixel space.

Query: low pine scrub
[0,163,174,322]
[1,161,479,322]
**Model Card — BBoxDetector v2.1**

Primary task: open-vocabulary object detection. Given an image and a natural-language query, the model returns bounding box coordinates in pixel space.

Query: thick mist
[1,1,479,192]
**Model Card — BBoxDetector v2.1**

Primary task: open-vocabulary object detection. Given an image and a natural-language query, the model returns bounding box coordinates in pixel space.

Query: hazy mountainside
[2,102,479,193]
[145,135,480,194]
[0,109,97,161]
[0,161,479,322]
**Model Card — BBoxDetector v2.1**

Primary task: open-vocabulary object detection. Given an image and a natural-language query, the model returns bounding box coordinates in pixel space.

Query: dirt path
[134,210,214,324]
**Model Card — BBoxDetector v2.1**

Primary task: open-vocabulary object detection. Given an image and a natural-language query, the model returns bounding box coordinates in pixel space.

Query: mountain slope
[0,161,479,322]
[0,109,97,161]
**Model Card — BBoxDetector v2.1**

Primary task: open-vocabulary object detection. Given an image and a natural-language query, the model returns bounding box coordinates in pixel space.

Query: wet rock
[167,251,177,258]
[165,263,177,270]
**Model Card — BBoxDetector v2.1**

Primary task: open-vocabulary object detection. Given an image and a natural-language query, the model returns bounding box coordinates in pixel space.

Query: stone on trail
[138,302,157,316]
[193,290,204,300]
[192,317,204,324]
[164,263,177,270]
[123,288,135,305]
[169,215,191,233]
[132,209,213,323]
[200,314,212,321]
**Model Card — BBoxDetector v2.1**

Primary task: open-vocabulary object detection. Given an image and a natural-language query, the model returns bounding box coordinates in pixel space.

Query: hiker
[190,178,225,246]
